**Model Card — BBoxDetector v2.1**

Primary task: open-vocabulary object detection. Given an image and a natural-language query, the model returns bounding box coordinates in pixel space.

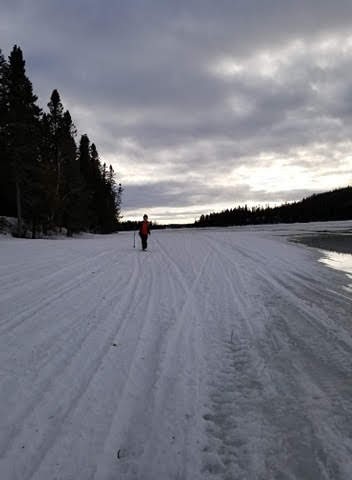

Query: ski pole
[133,231,136,248]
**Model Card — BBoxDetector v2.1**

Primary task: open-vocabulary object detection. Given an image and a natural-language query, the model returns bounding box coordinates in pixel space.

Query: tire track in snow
[0,249,133,396]
[133,237,209,480]
[93,235,210,480]
[28,251,160,480]
[2,230,352,479]
[208,232,352,365]
[0,251,146,480]
[201,231,352,479]
[0,255,138,452]
[200,241,329,478]
[26,248,167,480]
[91,248,175,480]
[194,247,271,479]
[0,245,86,294]
[234,241,352,368]
[156,233,287,478]
[0,246,113,301]
[216,232,351,327]
[0,248,119,335]
[8,250,136,373]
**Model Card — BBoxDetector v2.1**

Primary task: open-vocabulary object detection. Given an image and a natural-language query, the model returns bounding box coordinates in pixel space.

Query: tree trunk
[15,177,22,237]
[31,216,37,239]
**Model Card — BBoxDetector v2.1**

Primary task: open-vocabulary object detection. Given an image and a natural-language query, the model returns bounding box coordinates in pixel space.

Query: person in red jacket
[139,214,151,250]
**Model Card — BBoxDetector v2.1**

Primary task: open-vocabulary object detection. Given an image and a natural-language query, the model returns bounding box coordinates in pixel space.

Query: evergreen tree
[60,110,81,235]
[78,137,122,233]
[6,45,41,236]
[78,134,91,181]
[89,142,103,231]
[45,89,65,228]
[78,134,92,230]
[0,45,123,236]
[38,112,57,233]
[106,164,122,232]
[195,186,352,227]
[0,49,13,215]
[116,181,123,224]
[41,90,83,235]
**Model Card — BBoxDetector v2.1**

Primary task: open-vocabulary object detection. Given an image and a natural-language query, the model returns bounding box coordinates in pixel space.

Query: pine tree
[60,110,82,235]
[1,45,124,236]
[0,49,13,215]
[89,142,103,231]
[102,163,121,233]
[6,45,41,236]
[116,182,123,224]
[45,89,65,228]
[78,134,92,230]
[40,106,84,235]
[39,112,57,233]
[107,164,119,230]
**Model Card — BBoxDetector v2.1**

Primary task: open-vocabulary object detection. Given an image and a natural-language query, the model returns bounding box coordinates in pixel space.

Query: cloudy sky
[1,1,352,223]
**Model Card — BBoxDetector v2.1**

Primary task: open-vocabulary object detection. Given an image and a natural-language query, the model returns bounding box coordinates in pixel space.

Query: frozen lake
[0,221,352,479]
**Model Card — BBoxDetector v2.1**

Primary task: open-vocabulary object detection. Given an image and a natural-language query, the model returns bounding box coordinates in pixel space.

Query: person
[139,214,151,250]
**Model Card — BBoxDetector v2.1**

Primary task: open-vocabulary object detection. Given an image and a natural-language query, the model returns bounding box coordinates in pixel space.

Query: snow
[0,221,352,480]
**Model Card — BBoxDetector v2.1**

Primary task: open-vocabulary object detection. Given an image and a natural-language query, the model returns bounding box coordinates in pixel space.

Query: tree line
[195,186,352,227]
[0,45,122,238]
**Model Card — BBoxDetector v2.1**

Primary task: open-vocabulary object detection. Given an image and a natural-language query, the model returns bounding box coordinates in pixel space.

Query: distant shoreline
[292,233,352,255]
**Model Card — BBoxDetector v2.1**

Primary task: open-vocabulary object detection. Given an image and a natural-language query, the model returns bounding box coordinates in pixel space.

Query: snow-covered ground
[1,222,352,480]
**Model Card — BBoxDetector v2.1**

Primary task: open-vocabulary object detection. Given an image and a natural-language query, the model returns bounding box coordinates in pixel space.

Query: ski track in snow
[0,225,352,480]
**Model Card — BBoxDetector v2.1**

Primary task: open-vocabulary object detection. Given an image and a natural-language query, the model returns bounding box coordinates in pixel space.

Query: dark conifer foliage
[2,45,42,235]
[195,187,352,227]
[0,49,12,216]
[76,134,120,233]
[80,140,120,233]
[0,45,122,237]
[43,90,80,231]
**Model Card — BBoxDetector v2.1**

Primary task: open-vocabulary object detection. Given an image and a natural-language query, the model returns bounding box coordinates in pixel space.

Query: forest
[0,45,122,238]
[195,186,352,227]
[118,187,352,230]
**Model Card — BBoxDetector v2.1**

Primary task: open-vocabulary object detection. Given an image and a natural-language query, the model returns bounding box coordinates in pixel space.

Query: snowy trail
[201,232,352,478]
[0,226,352,479]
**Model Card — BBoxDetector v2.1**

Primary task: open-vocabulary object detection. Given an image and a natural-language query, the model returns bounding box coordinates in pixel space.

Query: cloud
[1,1,352,222]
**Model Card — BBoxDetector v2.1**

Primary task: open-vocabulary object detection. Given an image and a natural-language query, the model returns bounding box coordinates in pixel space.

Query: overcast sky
[1,1,352,223]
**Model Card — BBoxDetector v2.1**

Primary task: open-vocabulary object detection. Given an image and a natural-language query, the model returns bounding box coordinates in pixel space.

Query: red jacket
[139,220,150,236]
